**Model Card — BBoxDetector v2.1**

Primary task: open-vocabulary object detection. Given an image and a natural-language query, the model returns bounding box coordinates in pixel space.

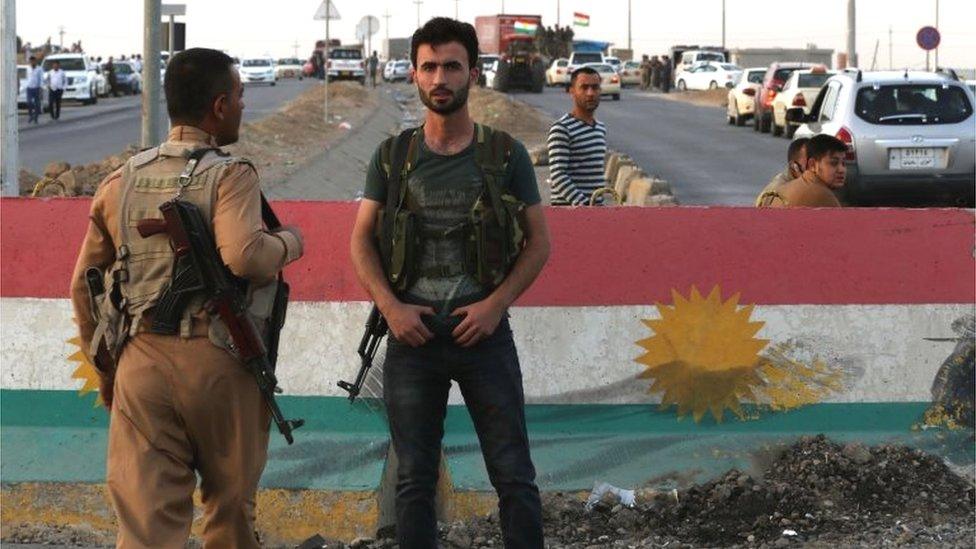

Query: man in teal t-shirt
[350,17,550,549]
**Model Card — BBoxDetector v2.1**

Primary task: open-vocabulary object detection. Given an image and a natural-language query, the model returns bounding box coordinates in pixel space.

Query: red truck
[474,14,546,93]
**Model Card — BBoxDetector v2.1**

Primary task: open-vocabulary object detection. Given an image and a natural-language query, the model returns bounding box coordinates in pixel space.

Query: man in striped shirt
[547,66,608,206]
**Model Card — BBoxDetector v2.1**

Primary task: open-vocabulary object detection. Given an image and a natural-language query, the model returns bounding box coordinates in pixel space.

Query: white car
[276,58,305,79]
[726,67,765,126]
[675,49,727,82]
[16,65,50,111]
[567,51,604,74]
[545,58,569,87]
[328,47,366,84]
[41,53,102,105]
[584,63,620,100]
[619,60,642,87]
[383,59,411,82]
[675,62,742,91]
[604,56,622,73]
[239,57,277,86]
[771,67,834,137]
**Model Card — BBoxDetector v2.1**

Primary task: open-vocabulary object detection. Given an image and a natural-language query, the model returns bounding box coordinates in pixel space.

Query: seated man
[763,134,847,208]
[756,137,809,206]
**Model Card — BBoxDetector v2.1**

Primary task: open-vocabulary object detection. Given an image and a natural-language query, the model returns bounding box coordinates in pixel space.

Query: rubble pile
[20,148,139,197]
[355,435,974,548]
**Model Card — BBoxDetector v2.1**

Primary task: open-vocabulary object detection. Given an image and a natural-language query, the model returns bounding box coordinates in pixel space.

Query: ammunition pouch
[468,192,526,287]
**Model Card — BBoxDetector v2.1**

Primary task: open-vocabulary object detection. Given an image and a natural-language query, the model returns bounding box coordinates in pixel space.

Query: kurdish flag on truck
[573,12,590,27]
[514,20,538,35]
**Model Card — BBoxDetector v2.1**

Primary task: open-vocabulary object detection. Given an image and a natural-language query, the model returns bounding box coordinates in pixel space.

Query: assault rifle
[137,198,304,444]
[337,305,388,402]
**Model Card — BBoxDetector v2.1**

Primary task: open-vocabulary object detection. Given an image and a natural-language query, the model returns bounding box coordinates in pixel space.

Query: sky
[14,0,976,70]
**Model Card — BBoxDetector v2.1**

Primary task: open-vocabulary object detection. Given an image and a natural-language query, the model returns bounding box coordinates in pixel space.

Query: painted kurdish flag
[573,12,590,27]
[513,20,538,35]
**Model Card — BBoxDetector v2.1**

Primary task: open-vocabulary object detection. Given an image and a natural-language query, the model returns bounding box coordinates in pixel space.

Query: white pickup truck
[327,47,365,85]
[41,53,106,105]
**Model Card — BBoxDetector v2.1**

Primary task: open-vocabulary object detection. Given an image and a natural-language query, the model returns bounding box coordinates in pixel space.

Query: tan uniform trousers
[107,332,270,548]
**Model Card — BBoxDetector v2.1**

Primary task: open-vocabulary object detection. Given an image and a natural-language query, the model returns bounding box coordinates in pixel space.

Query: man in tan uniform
[755,137,809,206]
[69,48,303,548]
[763,134,848,208]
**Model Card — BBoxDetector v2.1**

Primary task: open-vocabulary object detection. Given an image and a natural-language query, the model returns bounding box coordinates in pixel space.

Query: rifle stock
[337,305,388,402]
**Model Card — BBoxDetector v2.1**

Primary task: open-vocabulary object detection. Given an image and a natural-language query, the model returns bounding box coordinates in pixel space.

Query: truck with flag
[474,14,546,93]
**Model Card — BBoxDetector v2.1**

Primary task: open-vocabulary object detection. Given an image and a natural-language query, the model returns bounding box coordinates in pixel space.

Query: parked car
[753,62,816,133]
[41,53,102,105]
[276,58,305,79]
[240,57,277,85]
[584,63,621,100]
[726,67,765,125]
[604,56,622,72]
[675,62,742,91]
[567,51,604,74]
[103,61,142,94]
[16,65,50,110]
[383,59,412,82]
[771,66,833,137]
[619,60,642,87]
[546,58,570,86]
[791,70,975,206]
[675,49,727,82]
[328,47,365,84]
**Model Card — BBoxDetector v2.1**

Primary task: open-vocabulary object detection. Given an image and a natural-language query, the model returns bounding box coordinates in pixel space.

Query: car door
[797,80,839,137]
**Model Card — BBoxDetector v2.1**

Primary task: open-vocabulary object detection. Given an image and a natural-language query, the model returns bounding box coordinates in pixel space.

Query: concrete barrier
[2,198,973,543]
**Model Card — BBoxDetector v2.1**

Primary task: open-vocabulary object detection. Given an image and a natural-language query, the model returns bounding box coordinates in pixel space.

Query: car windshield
[699,52,724,62]
[43,58,85,71]
[855,84,973,125]
[625,62,640,69]
[331,49,362,60]
[773,68,797,82]
[243,59,271,67]
[115,64,131,74]
[17,67,25,79]
[747,70,764,84]
[395,61,410,68]
[720,64,739,71]
[588,64,614,73]
[798,73,831,88]
[573,53,603,64]
[278,58,301,65]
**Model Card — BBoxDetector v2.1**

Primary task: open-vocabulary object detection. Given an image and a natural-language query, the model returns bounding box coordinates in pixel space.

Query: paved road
[18,79,316,174]
[515,87,786,206]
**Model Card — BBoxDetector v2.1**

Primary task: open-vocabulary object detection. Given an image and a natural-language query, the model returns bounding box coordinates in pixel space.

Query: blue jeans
[383,319,543,549]
[26,87,41,122]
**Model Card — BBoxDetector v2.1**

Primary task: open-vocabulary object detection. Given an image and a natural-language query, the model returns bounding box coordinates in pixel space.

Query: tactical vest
[89,144,279,364]
[376,124,526,293]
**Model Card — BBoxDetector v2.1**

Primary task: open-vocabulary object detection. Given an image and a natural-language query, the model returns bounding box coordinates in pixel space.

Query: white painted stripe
[1,298,970,404]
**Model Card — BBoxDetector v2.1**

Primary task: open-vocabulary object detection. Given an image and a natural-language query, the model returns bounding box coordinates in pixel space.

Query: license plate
[888,147,944,170]
[341,71,349,77]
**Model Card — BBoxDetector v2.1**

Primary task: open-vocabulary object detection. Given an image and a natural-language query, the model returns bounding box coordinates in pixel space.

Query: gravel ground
[346,435,975,549]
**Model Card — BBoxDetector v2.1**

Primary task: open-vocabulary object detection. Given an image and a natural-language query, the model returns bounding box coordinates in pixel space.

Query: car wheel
[771,112,783,136]
[760,112,771,133]
[753,107,760,131]
[612,93,620,101]
[91,87,98,104]
[271,81,276,86]
[785,123,797,139]
[709,81,718,90]
[676,79,686,91]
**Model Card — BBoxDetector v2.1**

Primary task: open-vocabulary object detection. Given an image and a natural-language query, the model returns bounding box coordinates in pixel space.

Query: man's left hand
[451,298,506,348]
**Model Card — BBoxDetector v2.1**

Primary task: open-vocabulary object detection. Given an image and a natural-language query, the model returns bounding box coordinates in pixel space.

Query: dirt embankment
[22,82,376,197]
[657,88,729,109]
[467,87,552,149]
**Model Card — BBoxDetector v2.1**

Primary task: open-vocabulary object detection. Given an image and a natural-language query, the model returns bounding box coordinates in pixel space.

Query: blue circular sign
[916,26,941,51]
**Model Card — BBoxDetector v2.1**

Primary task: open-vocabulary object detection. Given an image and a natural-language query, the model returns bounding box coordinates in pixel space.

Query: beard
[418,83,469,115]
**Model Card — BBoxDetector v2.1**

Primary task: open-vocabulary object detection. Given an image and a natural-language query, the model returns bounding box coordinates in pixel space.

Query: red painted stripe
[2,198,973,305]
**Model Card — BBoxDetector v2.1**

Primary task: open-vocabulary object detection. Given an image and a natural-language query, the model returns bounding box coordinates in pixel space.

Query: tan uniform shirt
[69,125,302,349]
[765,171,842,208]
[755,165,796,207]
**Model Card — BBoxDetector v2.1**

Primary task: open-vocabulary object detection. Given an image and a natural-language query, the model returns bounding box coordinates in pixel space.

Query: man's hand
[384,301,435,347]
[451,298,506,348]
[99,372,114,410]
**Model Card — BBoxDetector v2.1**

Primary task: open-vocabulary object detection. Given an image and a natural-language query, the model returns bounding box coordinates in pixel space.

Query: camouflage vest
[376,124,526,294]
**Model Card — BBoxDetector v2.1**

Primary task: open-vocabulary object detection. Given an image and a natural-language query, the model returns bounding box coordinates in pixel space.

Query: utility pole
[721,0,726,49]
[500,0,504,14]
[325,0,330,124]
[1,0,18,196]
[142,0,162,148]
[888,25,892,70]
[454,0,459,20]
[627,0,631,51]
[58,25,65,48]
[383,9,391,57]
[846,0,857,68]
[414,0,422,28]
[292,40,300,58]
[556,0,560,26]
[934,0,939,69]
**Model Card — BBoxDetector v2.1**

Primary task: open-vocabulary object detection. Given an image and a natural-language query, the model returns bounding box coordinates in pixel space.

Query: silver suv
[790,70,975,206]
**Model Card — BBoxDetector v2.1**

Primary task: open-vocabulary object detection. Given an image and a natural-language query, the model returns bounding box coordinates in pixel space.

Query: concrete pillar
[1,0,18,196]
[142,0,162,147]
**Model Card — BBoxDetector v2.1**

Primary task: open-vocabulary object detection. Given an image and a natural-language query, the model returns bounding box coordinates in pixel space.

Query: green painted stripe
[2,390,972,491]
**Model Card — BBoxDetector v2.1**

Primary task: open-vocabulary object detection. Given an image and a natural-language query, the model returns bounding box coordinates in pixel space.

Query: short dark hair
[411,17,479,70]
[787,137,810,162]
[806,134,848,161]
[164,48,236,123]
[569,66,599,86]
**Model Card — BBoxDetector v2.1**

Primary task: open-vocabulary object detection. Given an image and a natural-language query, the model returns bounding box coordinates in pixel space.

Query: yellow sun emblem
[67,336,105,407]
[636,286,842,422]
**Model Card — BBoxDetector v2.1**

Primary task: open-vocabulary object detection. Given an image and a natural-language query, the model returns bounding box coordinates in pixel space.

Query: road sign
[161,4,186,17]
[916,26,940,51]
[314,0,340,21]
[356,15,380,42]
